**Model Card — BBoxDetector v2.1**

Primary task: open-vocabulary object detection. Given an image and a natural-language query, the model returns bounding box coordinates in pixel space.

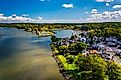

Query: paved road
[106,47,121,65]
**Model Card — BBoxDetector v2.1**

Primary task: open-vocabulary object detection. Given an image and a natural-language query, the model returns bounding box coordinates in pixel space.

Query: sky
[0,0,121,23]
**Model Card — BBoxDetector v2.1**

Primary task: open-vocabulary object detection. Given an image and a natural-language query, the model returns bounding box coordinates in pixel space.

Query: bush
[75,42,87,53]
[51,35,57,42]
[59,45,68,54]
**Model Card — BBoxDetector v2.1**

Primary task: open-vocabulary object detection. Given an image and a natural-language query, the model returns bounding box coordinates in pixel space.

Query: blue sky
[0,0,121,23]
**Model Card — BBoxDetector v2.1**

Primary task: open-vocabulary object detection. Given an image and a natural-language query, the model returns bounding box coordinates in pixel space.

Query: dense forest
[0,22,121,29]
[0,22,121,38]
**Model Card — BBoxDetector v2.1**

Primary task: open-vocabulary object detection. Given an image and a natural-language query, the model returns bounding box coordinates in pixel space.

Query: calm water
[0,28,74,80]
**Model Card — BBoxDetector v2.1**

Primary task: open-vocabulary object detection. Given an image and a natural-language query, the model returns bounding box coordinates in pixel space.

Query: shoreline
[0,28,64,80]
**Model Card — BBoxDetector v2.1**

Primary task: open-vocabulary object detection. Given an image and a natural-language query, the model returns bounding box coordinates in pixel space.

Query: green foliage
[78,71,92,80]
[51,35,57,42]
[58,45,68,54]
[88,26,121,38]
[68,43,76,51]
[74,55,121,80]
[1,22,121,38]
[70,35,76,40]
[68,42,87,53]
[75,42,87,53]
[58,55,77,70]
[66,55,74,64]
[77,55,107,80]
[107,62,121,80]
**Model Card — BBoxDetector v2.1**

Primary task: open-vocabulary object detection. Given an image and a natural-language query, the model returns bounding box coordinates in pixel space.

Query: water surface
[0,28,74,80]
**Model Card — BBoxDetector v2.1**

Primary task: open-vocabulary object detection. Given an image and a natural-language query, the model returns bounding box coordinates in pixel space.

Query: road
[106,47,121,65]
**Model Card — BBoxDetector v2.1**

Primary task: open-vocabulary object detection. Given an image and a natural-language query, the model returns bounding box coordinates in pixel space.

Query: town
[50,30,121,80]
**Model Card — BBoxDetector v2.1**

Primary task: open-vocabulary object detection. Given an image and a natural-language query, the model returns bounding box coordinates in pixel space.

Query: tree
[75,42,87,53]
[58,45,68,54]
[68,43,76,51]
[73,54,121,80]
[68,42,87,53]
[51,35,57,42]
[107,61,121,80]
[75,54,108,80]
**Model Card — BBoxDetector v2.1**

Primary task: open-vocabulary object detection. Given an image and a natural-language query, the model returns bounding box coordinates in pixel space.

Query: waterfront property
[1,23,121,80]
[50,30,121,80]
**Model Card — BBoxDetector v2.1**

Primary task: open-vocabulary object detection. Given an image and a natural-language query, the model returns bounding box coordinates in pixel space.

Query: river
[0,28,74,80]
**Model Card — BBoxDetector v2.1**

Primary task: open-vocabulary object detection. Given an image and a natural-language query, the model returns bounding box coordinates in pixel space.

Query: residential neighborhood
[50,30,121,80]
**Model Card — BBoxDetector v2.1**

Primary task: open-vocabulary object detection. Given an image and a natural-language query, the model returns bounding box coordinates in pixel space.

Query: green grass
[57,55,77,70]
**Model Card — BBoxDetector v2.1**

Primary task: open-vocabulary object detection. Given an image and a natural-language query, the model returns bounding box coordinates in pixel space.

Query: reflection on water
[0,28,74,80]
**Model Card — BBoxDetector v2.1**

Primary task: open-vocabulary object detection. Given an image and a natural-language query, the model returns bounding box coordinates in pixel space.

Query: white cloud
[0,14,4,16]
[22,14,28,17]
[0,13,83,23]
[15,16,32,21]
[106,3,110,6]
[87,9,121,22]
[96,0,114,2]
[38,16,43,20]
[0,13,49,23]
[0,14,35,23]
[62,3,74,8]
[113,5,121,9]
[12,14,16,17]
[91,9,98,14]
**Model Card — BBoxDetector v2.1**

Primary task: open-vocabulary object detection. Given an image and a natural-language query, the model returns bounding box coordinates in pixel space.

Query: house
[106,37,111,42]
[93,36,98,41]
[89,50,98,54]
[80,37,86,43]
[107,42,117,47]
[106,37,117,42]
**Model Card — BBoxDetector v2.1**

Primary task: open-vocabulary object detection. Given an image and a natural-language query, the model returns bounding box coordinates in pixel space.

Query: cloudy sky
[0,0,121,23]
